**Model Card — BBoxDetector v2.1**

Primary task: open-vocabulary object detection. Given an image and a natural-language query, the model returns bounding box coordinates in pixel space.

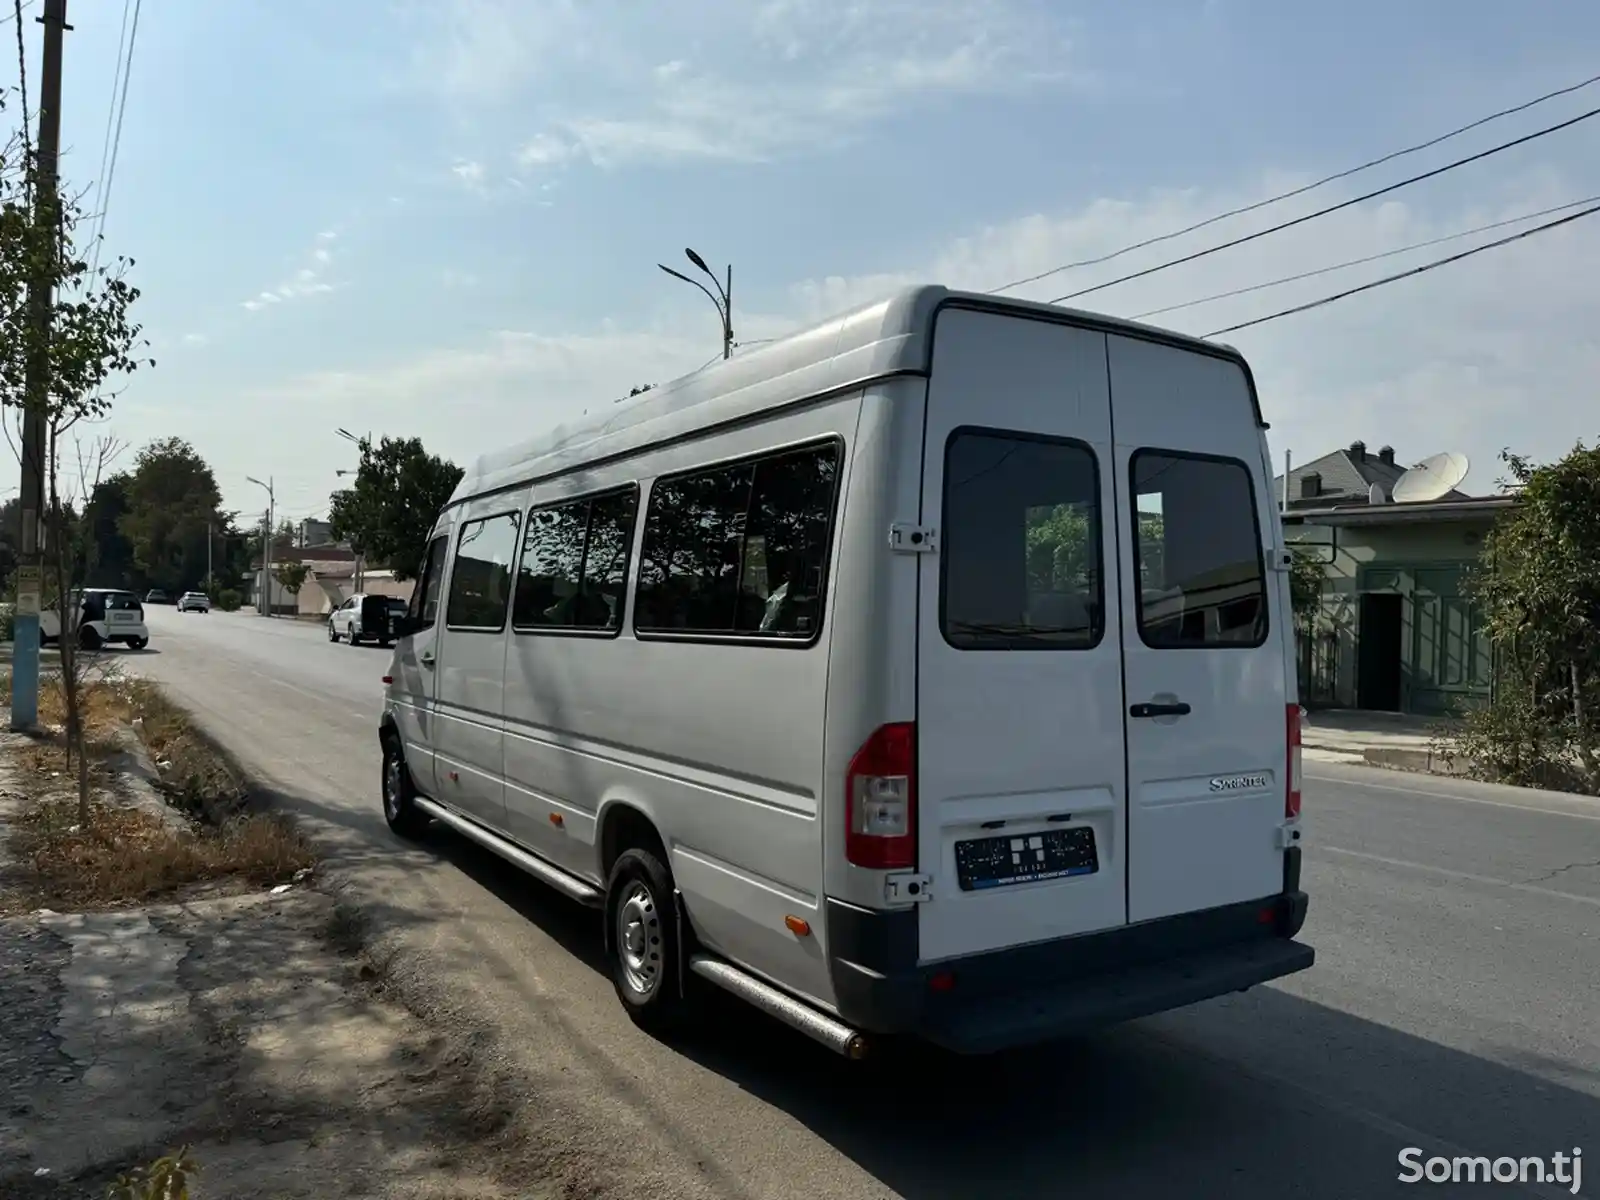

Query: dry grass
[6,796,315,910]
[0,673,316,911]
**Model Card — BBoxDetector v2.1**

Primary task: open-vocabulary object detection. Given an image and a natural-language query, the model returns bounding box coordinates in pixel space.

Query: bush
[215,589,242,612]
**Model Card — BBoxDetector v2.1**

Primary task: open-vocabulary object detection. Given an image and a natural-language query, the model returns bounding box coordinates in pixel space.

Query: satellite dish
[1391,451,1469,504]
[1368,482,1389,505]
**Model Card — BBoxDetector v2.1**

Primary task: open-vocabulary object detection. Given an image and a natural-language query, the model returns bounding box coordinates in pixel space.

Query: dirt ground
[0,672,543,1199]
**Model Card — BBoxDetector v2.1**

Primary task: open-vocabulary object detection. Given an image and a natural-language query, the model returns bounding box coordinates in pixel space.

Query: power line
[0,0,38,26]
[89,0,132,244]
[1132,194,1600,321]
[89,0,140,279]
[1201,201,1600,338]
[1044,102,1600,306]
[11,0,28,166]
[988,70,1600,296]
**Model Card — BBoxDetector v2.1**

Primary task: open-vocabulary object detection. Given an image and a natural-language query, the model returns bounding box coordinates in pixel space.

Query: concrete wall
[1302,515,1497,714]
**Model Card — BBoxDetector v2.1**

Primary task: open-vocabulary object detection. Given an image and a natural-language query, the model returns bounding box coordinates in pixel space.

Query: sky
[2,0,1599,526]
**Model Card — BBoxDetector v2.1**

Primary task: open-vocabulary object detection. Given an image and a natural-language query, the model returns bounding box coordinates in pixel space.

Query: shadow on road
[408,815,1599,1198]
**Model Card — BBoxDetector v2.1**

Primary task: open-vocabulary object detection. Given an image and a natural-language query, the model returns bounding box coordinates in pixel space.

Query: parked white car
[40,587,149,650]
[177,591,211,612]
[377,285,1312,1060]
[328,593,407,646]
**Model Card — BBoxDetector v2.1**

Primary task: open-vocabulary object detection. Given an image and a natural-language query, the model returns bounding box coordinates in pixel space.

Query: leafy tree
[2,84,151,819]
[1445,444,1600,793]
[273,560,309,597]
[81,472,138,588]
[1288,550,1325,629]
[118,437,224,594]
[329,435,463,582]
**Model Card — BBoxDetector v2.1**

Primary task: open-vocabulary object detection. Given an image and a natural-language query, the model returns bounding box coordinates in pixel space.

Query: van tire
[381,735,430,840]
[605,847,689,1033]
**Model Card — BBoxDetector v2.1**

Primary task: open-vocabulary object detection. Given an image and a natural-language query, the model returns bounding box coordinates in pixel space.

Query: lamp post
[246,475,274,617]
[659,247,732,360]
[334,429,370,590]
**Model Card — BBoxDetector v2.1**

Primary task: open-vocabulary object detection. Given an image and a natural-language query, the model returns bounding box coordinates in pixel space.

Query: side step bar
[689,954,869,1060]
[413,796,603,908]
[412,797,869,1060]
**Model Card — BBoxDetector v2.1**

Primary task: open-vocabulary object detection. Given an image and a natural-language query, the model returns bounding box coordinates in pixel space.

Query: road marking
[1320,845,1600,908]
[1306,770,1600,823]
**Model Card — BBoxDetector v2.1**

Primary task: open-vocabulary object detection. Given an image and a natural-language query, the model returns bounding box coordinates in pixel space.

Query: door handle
[1130,701,1190,719]
[419,649,435,668]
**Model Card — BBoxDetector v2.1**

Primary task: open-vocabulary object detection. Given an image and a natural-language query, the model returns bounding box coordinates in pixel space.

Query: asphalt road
[125,606,1600,1200]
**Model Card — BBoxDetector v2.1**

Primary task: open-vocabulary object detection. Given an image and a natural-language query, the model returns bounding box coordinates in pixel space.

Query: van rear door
[914,307,1129,964]
[1105,334,1291,923]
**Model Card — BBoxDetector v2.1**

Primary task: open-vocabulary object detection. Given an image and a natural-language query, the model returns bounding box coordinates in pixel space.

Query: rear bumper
[827,862,1312,1055]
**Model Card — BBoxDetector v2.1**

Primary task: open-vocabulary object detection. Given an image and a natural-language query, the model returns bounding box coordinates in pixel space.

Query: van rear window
[941,429,1103,650]
[1130,451,1267,648]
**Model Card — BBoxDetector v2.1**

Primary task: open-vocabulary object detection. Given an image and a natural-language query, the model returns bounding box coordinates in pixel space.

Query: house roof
[1283,494,1516,528]
[1272,440,1472,509]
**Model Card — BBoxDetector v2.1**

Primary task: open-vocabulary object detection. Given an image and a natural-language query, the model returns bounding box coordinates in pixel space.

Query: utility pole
[205,521,213,593]
[11,0,70,732]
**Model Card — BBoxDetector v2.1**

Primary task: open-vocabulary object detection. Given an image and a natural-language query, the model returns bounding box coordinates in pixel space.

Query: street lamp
[659,247,732,360]
[334,429,371,589]
[246,475,275,617]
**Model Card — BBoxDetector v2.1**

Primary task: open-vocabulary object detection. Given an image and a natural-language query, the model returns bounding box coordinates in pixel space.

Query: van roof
[449,284,1261,506]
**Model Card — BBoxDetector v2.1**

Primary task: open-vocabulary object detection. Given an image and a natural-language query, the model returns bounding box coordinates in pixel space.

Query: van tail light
[845,722,916,869]
[1286,704,1302,819]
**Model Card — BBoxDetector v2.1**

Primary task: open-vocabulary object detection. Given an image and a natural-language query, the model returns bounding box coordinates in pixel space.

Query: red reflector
[1258,905,1276,925]
[928,971,956,993]
[845,722,916,869]
[381,675,393,684]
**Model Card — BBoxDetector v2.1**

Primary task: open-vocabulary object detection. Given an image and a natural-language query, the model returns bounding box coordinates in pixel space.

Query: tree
[329,435,463,581]
[3,79,151,821]
[118,437,224,594]
[273,560,309,599]
[1446,443,1600,794]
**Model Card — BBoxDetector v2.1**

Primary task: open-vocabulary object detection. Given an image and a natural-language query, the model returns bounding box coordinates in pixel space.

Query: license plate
[109,612,133,623]
[954,826,1098,891]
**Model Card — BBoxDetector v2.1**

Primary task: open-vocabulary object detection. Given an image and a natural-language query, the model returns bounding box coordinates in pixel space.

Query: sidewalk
[1301,707,1467,775]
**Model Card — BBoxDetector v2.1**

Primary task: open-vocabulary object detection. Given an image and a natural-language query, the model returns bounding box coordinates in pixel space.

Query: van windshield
[941,430,1103,651]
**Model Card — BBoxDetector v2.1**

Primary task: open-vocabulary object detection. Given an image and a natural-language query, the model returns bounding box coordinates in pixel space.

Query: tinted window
[408,536,449,632]
[1131,451,1267,647]
[941,430,1103,650]
[513,487,638,633]
[446,513,520,631]
[634,441,840,640]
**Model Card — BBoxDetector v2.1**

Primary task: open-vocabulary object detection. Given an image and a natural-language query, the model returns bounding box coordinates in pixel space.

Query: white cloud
[240,169,1600,487]
[515,133,575,169]
[450,159,487,188]
[243,230,342,312]
[412,0,1090,169]
[181,332,207,346]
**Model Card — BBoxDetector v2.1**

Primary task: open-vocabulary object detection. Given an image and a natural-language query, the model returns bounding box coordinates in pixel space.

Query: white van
[377,286,1313,1057]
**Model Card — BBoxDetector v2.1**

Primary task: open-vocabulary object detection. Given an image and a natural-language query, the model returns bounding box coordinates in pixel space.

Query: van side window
[634,440,841,641]
[445,512,521,632]
[1130,450,1267,648]
[513,486,639,634]
[408,535,449,632]
[941,429,1103,650]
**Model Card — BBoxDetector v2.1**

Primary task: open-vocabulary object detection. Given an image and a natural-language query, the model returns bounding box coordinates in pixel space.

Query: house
[247,540,416,618]
[1281,441,1515,717]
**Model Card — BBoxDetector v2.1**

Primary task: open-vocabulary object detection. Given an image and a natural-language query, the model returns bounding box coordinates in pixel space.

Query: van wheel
[605,847,690,1033]
[381,735,430,840]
